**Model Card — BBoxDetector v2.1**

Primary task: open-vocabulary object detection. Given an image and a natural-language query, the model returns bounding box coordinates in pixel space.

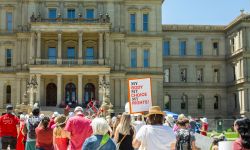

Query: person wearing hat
[64,106,93,150]
[53,115,70,150]
[0,105,20,149]
[200,118,208,136]
[132,106,175,150]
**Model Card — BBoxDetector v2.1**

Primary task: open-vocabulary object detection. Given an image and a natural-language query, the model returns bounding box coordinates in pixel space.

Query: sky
[162,0,250,25]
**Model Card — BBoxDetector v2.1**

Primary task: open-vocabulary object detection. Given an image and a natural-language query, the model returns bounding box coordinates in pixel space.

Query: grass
[207,131,239,141]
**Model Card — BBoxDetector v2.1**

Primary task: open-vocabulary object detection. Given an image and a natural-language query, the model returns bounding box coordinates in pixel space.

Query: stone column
[105,33,110,65]
[99,33,104,64]
[36,32,41,59]
[16,78,21,105]
[98,75,104,104]
[57,74,62,106]
[105,75,110,97]
[120,78,125,107]
[57,33,62,64]
[78,74,83,105]
[29,32,35,64]
[17,39,21,69]
[78,32,83,64]
[36,74,41,103]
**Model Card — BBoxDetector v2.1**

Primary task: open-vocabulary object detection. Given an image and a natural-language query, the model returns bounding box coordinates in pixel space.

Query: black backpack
[27,117,41,139]
[175,130,191,150]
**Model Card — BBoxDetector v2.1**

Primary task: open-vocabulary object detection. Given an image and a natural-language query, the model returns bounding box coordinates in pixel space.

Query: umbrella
[164,111,178,120]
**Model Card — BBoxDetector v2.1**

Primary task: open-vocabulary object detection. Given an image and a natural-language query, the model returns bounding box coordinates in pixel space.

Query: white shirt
[134,120,146,133]
[135,125,176,150]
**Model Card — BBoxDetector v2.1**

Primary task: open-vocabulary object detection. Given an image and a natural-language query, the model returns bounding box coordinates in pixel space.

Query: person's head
[212,138,220,146]
[118,112,132,134]
[32,107,40,116]
[41,116,50,129]
[55,115,67,128]
[234,118,250,149]
[19,114,26,121]
[146,106,164,125]
[74,106,83,115]
[176,118,189,128]
[137,115,142,121]
[91,117,110,135]
[6,105,13,114]
[178,114,185,120]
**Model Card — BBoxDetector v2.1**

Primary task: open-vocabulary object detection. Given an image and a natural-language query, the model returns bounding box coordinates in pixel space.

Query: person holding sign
[132,106,175,150]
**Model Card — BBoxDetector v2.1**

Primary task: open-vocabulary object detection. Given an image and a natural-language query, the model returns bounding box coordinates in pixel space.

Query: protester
[200,118,208,136]
[133,114,146,133]
[64,106,93,150]
[82,117,116,150]
[53,115,70,150]
[0,105,20,149]
[173,114,186,133]
[112,115,121,137]
[175,118,196,150]
[211,138,220,150]
[164,115,175,128]
[23,106,41,150]
[16,114,27,150]
[48,111,59,128]
[35,116,53,150]
[132,106,175,150]
[232,118,250,150]
[114,112,135,150]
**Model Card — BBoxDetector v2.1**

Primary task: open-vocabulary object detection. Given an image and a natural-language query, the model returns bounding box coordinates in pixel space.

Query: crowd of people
[0,104,249,150]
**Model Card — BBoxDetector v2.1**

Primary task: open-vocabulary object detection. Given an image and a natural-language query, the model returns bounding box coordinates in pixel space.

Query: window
[196,41,203,56]
[164,95,171,110]
[86,9,94,19]
[214,69,219,83]
[6,85,11,104]
[130,49,137,68]
[213,42,219,56]
[180,68,187,82]
[231,38,235,52]
[197,68,203,82]
[179,41,186,56]
[181,95,188,110]
[85,47,94,64]
[48,47,56,64]
[130,14,136,32]
[6,49,12,67]
[197,95,204,109]
[234,93,237,109]
[233,66,236,81]
[143,49,149,67]
[67,47,75,59]
[49,8,57,19]
[163,41,170,56]
[214,95,219,110]
[164,69,170,83]
[67,9,75,19]
[143,14,149,32]
[6,12,13,32]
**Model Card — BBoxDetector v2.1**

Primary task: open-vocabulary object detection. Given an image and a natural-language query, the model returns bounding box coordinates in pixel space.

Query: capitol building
[0,0,249,118]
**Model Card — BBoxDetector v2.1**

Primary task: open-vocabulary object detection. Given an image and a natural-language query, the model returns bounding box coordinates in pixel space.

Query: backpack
[175,129,191,150]
[27,116,41,139]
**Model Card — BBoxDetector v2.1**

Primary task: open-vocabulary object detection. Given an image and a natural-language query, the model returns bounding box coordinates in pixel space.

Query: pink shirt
[232,138,250,150]
[64,114,93,150]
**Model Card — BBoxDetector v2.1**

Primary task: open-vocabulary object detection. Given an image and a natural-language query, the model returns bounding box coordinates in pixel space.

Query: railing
[36,59,103,66]
[82,59,99,65]
[40,59,57,65]
[126,67,163,73]
[62,59,78,65]
[0,67,16,72]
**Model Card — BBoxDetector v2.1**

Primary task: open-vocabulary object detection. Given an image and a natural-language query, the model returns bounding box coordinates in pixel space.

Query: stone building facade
[0,0,249,118]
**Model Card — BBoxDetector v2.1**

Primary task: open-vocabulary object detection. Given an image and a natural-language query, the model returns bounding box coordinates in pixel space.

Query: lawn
[207,132,239,141]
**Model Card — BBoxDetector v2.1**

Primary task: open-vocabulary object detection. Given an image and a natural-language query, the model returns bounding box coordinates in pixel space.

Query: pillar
[120,78,125,107]
[16,78,21,105]
[37,32,41,58]
[17,39,21,68]
[57,33,62,64]
[78,74,83,105]
[98,75,104,104]
[99,33,104,64]
[36,74,41,103]
[29,32,35,64]
[78,32,83,64]
[57,74,62,106]
[105,32,110,64]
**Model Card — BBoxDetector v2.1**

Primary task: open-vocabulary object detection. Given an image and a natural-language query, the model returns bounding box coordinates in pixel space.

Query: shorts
[1,136,17,149]
[25,140,36,150]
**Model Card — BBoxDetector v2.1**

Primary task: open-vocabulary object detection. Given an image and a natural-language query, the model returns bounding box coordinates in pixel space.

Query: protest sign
[128,78,152,113]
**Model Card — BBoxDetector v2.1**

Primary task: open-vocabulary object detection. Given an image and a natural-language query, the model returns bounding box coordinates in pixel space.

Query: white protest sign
[128,78,152,113]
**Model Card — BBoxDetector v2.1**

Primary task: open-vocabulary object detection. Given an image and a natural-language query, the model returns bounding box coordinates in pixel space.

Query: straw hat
[56,115,67,126]
[145,106,164,117]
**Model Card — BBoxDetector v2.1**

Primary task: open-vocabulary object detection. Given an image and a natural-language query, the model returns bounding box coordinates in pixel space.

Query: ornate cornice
[162,25,225,32]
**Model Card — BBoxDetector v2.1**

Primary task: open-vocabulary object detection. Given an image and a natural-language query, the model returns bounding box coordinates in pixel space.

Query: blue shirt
[82,135,116,150]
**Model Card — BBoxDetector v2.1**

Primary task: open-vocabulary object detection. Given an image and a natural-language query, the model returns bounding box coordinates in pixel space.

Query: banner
[128,78,152,113]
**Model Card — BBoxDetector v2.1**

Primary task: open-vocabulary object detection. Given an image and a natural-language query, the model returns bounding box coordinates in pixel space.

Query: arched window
[214,95,220,110]
[164,95,171,110]
[197,95,204,110]
[6,85,11,104]
[181,94,188,110]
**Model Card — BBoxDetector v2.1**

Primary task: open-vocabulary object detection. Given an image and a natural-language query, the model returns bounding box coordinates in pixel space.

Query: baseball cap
[6,104,13,110]
[74,106,83,113]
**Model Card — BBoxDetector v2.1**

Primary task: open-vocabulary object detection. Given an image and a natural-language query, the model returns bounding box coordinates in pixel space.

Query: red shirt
[0,113,19,137]
[201,122,208,136]
[35,127,53,150]
[64,114,93,150]
[232,138,250,150]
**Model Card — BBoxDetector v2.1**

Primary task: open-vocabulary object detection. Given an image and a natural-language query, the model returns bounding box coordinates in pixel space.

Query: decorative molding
[127,7,139,12]
[162,25,225,32]
[128,42,139,47]
[141,42,152,47]
[140,6,151,12]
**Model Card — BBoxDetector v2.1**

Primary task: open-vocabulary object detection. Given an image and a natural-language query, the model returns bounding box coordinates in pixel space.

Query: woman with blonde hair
[53,115,70,150]
[114,112,135,150]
